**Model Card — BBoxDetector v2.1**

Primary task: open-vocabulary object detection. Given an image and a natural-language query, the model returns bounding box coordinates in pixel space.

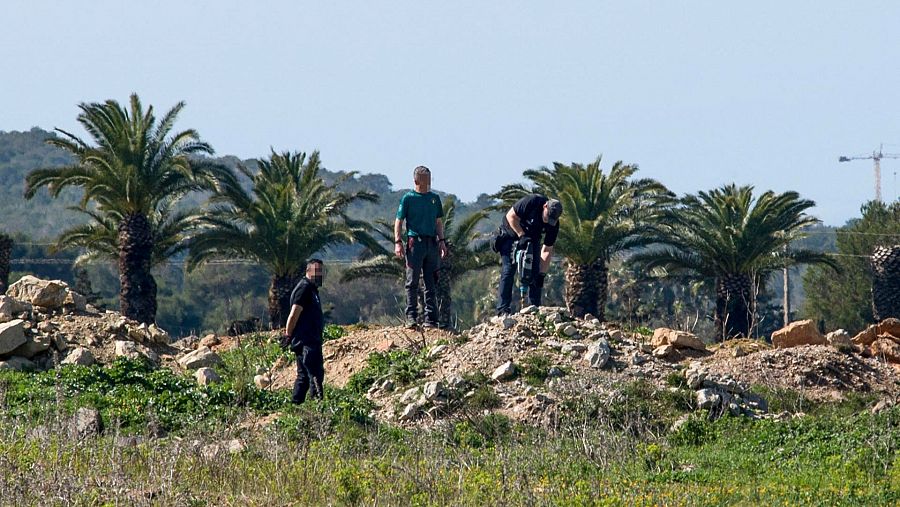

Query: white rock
[584,339,611,369]
[399,386,421,404]
[178,346,222,370]
[519,305,538,315]
[195,367,222,386]
[253,374,271,389]
[61,347,95,366]
[399,401,423,421]
[148,324,170,344]
[6,276,68,309]
[826,329,853,353]
[561,342,588,355]
[114,340,159,364]
[445,374,467,390]
[0,295,24,323]
[428,344,449,359]
[63,290,87,312]
[491,361,517,381]
[652,344,677,359]
[696,388,721,410]
[423,381,446,401]
[0,319,27,355]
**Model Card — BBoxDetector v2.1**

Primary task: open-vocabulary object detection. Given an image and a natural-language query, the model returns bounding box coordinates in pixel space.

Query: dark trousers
[496,236,544,315]
[405,236,440,324]
[292,342,324,404]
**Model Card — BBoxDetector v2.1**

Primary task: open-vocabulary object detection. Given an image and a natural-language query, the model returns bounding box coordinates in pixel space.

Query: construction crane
[838,144,900,203]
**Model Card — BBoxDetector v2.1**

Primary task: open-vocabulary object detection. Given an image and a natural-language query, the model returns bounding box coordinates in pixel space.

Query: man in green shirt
[394,166,448,328]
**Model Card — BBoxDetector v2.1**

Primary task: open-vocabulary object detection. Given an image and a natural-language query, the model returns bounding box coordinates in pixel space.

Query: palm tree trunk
[118,213,156,324]
[269,272,301,329]
[435,248,453,328]
[0,233,12,293]
[565,259,608,320]
[715,273,754,341]
[872,245,900,321]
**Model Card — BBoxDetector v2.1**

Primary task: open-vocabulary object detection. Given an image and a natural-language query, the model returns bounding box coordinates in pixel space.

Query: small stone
[253,374,271,389]
[584,339,611,369]
[148,324,170,344]
[653,344,677,359]
[380,378,396,392]
[114,340,159,364]
[423,381,446,401]
[519,305,538,315]
[399,401,423,421]
[70,407,102,439]
[771,320,826,348]
[696,388,721,410]
[631,353,649,366]
[732,346,748,358]
[195,367,222,386]
[428,344,449,359]
[608,329,624,341]
[491,361,517,381]
[445,374,466,390]
[61,347,95,367]
[561,342,587,355]
[547,366,565,378]
[399,387,421,404]
[6,276,68,309]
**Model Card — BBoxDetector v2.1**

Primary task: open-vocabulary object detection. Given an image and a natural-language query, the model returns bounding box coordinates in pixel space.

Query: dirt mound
[703,344,900,402]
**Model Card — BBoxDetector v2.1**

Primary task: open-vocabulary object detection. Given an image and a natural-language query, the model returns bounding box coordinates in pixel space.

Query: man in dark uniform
[496,194,563,316]
[283,258,325,404]
[394,166,448,328]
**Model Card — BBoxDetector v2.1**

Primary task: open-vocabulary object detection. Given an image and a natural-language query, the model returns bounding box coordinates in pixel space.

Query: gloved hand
[516,235,531,251]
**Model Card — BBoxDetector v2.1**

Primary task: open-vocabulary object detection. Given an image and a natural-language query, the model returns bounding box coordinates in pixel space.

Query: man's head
[413,165,431,192]
[542,199,563,226]
[306,258,325,287]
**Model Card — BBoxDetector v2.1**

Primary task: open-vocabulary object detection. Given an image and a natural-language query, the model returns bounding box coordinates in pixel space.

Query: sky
[1,1,898,225]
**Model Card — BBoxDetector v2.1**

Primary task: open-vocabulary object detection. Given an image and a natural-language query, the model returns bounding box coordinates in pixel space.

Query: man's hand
[516,235,531,251]
[394,241,404,259]
[279,332,292,350]
[439,240,448,259]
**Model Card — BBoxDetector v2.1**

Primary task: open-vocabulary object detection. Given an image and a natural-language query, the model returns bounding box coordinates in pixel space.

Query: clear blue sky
[2,1,898,225]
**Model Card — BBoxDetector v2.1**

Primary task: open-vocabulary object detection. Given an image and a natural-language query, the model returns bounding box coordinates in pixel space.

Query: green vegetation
[345,348,432,395]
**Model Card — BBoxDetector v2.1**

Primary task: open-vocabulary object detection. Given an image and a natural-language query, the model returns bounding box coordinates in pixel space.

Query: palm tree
[0,233,12,293]
[633,184,838,341]
[341,197,494,328]
[186,150,377,328]
[494,157,672,320]
[24,94,230,323]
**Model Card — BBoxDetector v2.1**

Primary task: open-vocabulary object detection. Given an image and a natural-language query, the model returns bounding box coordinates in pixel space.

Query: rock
[10,334,52,358]
[178,346,222,370]
[669,331,706,351]
[491,361,517,381]
[557,323,578,337]
[878,318,900,340]
[52,334,70,352]
[631,353,649,365]
[584,339,611,369]
[547,366,565,378]
[0,295,24,323]
[871,337,900,363]
[399,387,422,404]
[399,401,424,421]
[608,329,624,341]
[651,328,674,347]
[423,381,446,401]
[194,367,222,385]
[732,346,748,358]
[428,344,449,359]
[523,386,537,396]
[491,316,517,329]
[375,339,397,352]
[0,356,36,371]
[37,321,56,333]
[686,369,707,390]
[61,347,95,366]
[872,399,895,414]
[852,325,878,347]
[253,374,271,389]
[70,407,102,439]
[696,389,721,410]
[63,290,87,312]
[652,344,677,359]
[200,334,219,348]
[0,319,27,355]
[825,329,854,352]
[771,320,826,348]
[6,276,68,309]
[445,374,466,391]
[561,342,588,355]
[519,305,538,315]
[114,340,159,364]
[147,324,170,344]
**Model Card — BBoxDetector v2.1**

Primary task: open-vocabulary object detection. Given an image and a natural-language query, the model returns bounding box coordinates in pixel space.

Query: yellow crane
[839,144,900,203]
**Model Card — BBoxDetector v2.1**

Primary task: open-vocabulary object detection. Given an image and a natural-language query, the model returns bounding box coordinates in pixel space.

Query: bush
[346,349,431,395]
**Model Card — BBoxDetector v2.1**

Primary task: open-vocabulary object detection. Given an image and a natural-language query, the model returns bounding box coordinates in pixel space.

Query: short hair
[413,166,431,179]
[306,258,324,267]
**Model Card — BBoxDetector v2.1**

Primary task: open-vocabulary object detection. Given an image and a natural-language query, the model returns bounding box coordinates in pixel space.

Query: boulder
[253,374,271,389]
[10,334,52,359]
[584,339,611,369]
[399,386,422,404]
[423,381,446,401]
[199,333,219,348]
[114,340,159,364]
[651,328,673,348]
[871,337,900,363]
[63,290,87,312]
[852,325,878,347]
[0,319,27,355]
[61,347,95,367]
[825,329,853,353]
[0,295,24,323]
[399,401,425,422]
[177,346,222,370]
[771,320,825,348]
[147,324,170,344]
[491,360,517,381]
[652,344,677,359]
[70,407,102,439]
[877,318,900,340]
[7,276,68,309]
[194,367,222,386]
[669,331,706,351]
[696,389,721,410]
[0,356,36,371]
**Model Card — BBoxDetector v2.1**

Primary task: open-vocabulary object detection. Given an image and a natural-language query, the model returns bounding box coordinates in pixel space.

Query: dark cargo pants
[405,236,440,324]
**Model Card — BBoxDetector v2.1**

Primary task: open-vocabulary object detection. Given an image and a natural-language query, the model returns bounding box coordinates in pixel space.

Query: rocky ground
[3,275,900,430]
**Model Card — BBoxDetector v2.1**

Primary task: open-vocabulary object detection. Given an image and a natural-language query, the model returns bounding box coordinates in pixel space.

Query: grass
[0,339,898,504]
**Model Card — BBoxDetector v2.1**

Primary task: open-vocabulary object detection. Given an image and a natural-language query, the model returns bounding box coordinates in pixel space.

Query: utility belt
[406,235,437,247]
